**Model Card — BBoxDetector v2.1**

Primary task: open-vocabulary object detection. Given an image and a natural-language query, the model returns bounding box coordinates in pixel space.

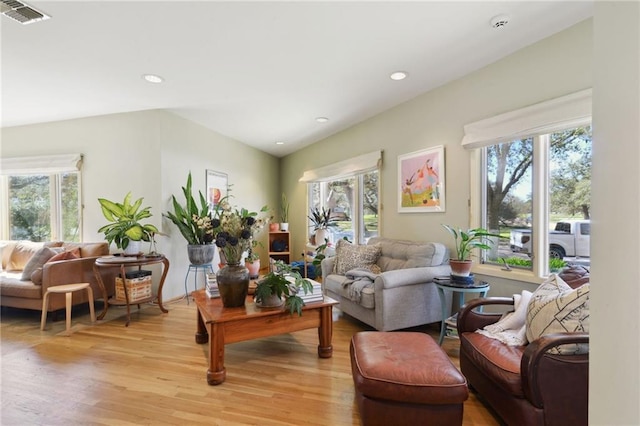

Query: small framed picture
[397,145,445,213]
[206,170,228,210]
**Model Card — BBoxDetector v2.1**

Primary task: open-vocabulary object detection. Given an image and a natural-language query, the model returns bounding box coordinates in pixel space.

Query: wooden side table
[435,279,490,345]
[93,255,170,326]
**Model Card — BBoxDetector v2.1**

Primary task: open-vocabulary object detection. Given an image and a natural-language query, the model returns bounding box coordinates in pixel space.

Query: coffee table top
[193,290,338,324]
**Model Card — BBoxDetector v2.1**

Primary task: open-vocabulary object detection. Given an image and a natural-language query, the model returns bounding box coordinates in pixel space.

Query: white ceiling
[1,1,593,157]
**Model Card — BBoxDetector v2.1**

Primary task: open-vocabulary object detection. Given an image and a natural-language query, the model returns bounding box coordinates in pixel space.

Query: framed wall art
[397,145,445,213]
[206,170,228,210]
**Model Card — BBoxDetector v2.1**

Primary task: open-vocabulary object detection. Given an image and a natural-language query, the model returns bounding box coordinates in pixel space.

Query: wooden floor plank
[1,299,501,425]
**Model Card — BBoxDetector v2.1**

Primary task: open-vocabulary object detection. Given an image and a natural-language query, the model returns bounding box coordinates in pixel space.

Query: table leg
[317,305,334,358]
[121,265,131,327]
[206,323,226,385]
[437,286,447,345]
[195,307,208,344]
[93,263,109,320]
[156,258,169,313]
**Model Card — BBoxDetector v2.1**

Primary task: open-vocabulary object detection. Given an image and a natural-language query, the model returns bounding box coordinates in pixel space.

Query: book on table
[206,273,220,298]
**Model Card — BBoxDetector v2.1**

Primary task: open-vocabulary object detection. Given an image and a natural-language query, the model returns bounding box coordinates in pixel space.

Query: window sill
[471,263,545,285]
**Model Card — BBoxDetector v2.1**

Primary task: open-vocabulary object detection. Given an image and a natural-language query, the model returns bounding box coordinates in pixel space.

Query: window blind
[299,150,382,182]
[0,154,83,175]
[461,89,592,149]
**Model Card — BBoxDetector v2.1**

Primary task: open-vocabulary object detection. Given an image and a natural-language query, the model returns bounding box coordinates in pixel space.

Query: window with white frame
[464,90,592,279]
[0,154,83,242]
[301,151,381,246]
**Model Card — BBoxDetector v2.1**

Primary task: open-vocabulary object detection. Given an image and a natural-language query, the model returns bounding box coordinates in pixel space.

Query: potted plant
[98,192,159,255]
[245,240,263,279]
[279,193,290,232]
[442,224,503,277]
[165,172,216,265]
[308,207,338,245]
[254,261,313,315]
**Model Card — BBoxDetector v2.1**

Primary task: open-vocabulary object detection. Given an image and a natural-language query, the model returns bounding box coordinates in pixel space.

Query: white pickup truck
[510,219,590,259]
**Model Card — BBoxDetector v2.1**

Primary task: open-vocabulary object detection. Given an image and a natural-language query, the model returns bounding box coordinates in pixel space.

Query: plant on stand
[442,224,503,278]
[165,172,216,265]
[308,206,338,245]
[254,260,313,315]
[98,192,159,255]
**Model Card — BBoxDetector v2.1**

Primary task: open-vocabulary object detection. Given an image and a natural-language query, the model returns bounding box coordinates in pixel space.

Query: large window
[481,126,592,275]
[0,154,82,242]
[301,151,381,246]
[464,90,592,280]
[308,170,379,245]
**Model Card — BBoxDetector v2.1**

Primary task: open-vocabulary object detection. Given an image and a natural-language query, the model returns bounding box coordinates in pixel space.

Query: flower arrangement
[211,198,269,265]
[165,172,214,245]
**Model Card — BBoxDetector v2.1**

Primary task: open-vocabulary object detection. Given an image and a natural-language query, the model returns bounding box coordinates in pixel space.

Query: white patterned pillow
[333,239,381,275]
[526,274,589,354]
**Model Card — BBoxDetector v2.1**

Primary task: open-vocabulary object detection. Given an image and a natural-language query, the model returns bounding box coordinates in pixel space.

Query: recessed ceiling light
[490,15,509,29]
[142,74,164,84]
[275,141,285,145]
[315,117,329,123]
[390,71,408,81]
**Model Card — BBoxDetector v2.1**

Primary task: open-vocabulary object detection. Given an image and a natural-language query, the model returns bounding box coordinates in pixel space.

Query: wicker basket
[115,275,152,302]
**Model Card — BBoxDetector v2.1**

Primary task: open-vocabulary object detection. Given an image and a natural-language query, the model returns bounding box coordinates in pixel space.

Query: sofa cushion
[460,332,526,397]
[63,242,108,258]
[6,241,44,271]
[526,274,590,355]
[20,247,57,280]
[0,241,16,272]
[30,249,81,285]
[324,273,376,309]
[0,272,42,299]
[368,237,448,271]
[333,239,381,275]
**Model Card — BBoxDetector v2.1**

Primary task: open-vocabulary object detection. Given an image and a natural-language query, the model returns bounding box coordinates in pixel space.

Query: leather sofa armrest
[521,332,589,408]
[457,297,514,334]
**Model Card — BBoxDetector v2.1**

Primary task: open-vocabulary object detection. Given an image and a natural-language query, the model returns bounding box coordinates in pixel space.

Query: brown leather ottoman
[350,331,468,426]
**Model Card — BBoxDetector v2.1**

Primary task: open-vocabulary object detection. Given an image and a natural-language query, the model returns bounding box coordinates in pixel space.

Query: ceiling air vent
[1,0,50,25]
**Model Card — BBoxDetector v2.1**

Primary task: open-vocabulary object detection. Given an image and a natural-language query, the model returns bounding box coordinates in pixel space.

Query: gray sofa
[321,237,452,331]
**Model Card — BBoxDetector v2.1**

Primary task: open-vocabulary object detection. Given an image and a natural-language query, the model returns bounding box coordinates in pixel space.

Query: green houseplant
[442,224,502,277]
[308,206,338,245]
[279,193,290,231]
[98,192,159,254]
[254,261,313,315]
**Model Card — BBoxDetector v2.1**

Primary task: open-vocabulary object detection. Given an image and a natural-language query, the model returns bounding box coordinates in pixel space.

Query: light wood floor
[1,297,502,425]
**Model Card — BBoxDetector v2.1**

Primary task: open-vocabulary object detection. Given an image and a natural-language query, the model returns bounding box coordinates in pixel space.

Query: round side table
[435,279,490,345]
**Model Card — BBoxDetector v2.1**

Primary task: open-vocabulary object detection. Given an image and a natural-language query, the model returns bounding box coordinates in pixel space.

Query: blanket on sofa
[342,268,379,303]
[476,290,532,346]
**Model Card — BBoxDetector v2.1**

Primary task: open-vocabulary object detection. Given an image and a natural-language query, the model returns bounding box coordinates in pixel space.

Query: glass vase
[216,262,249,307]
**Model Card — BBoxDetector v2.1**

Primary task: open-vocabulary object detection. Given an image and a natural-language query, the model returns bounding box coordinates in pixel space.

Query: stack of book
[298,280,324,304]
[444,312,459,338]
[206,273,220,298]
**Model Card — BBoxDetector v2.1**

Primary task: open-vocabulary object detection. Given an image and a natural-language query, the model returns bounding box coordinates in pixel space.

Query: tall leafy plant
[165,172,214,245]
[442,224,502,261]
[280,193,289,223]
[98,192,159,250]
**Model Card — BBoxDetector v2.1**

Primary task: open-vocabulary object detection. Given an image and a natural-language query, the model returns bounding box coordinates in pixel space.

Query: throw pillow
[333,239,381,275]
[29,250,80,285]
[20,246,57,281]
[525,274,590,355]
[7,241,44,271]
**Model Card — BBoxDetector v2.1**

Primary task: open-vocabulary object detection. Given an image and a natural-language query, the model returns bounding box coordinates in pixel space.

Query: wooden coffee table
[193,289,338,385]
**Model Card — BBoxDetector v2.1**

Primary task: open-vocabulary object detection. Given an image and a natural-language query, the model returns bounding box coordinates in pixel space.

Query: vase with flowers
[165,172,216,265]
[211,199,268,307]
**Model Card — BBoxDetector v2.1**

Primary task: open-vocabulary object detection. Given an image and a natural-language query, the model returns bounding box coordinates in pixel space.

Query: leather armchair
[457,297,589,426]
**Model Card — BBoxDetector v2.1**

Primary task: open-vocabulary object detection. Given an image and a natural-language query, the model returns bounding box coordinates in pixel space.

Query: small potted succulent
[442,224,503,277]
[254,261,313,315]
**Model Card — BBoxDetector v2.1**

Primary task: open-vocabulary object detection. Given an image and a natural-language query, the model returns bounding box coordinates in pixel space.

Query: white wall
[281,19,592,300]
[1,110,280,300]
[591,2,640,424]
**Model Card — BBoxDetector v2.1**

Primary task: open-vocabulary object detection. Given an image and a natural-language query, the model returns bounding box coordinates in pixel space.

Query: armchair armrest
[377,265,451,289]
[321,256,335,278]
[457,297,514,334]
[521,332,589,408]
